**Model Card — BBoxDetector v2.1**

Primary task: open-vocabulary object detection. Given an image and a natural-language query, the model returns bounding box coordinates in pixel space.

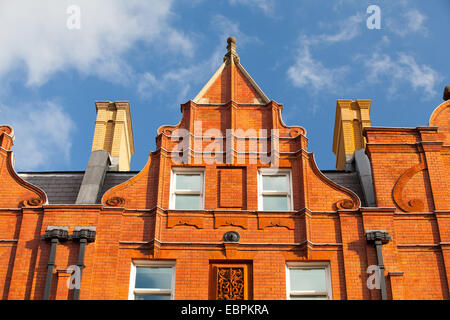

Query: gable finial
[224,36,240,64]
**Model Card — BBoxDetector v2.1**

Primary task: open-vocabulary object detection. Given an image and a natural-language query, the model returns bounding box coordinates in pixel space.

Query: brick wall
[1,74,450,300]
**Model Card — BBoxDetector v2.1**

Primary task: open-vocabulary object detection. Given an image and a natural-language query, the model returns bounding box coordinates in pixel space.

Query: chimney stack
[443,86,450,101]
[91,101,134,171]
[332,100,371,170]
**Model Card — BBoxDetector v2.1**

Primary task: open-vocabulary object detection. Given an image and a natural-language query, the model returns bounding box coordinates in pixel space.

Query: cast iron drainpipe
[365,230,392,300]
[42,226,69,300]
[71,227,96,300]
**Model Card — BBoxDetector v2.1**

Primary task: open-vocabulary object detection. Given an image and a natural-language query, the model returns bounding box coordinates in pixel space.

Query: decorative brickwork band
[167,214,204,229]
[392,161,427,212]
[215,216,248,229]
[258,217,295,230]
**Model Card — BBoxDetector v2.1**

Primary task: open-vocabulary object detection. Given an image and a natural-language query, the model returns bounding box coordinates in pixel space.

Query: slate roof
[99,172,137,200]
[18,170,366,206]
[18,171,138,205]
[322,170,366,207]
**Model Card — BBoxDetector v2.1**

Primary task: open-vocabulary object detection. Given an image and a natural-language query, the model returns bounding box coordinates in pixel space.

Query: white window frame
[257,168,293,211]
[286,262,332,300]
[169,168,205,210]
[128,260,176,300]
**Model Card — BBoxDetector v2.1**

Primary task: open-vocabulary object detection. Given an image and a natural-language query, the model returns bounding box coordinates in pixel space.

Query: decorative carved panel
[257,214,295,230]
[167,213,203,229]
[211,263,251,300]
[214,215,248,229]
[217,267,244,300]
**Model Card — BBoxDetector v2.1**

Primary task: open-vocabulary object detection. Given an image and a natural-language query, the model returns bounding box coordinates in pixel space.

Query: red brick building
[0,38,449,300]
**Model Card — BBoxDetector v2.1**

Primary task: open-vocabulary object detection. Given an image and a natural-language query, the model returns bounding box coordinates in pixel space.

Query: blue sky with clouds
[0,0,449,172]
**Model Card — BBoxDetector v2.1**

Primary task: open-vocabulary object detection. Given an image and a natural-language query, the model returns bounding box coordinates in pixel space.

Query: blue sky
[0,0,449,172]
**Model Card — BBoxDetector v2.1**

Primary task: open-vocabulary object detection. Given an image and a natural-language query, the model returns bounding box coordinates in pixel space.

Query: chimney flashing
[75,150,110,204]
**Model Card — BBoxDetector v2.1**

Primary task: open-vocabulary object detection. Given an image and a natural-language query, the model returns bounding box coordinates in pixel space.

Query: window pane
[262,175,288,192]
[135,294,171,300]
[175,194,201,210]
[290,268,327,292]
[176,174,202,191]
[290,296,328,300]
[135,267,172,289]
[263,195,289,211]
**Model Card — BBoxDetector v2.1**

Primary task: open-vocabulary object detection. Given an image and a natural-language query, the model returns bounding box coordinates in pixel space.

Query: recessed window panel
[135,267,172,290]
[174,194,201,210]
[258,170,292,211]
[289,268,327,292]
[262,175,288,192]
[171,170,204,210]
[176,174,202,191]
[130,263,175,300]
[290,296,328,300]
[262,195,289,211]
[135,294,171,300]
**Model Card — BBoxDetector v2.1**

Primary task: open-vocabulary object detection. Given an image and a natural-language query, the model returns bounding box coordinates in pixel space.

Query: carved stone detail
[393,162,427,212]
[216,267,245,300]
[289,128,302,138]
[22,198,44,207]
[335,199,356,210]
[105,197,125,207]
[0,126,12,135]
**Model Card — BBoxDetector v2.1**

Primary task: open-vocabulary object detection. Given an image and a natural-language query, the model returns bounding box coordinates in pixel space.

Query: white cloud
[363,52,441,99]
[286,13,362,93]
[386,8,428,37]
[333,2,428,38]
[138,65,203,103]
[137,15,259,104]
[316,13,364,44]
[137,41,225,104]
[0,101,75,170]
[0,0,193,86]
[228,0,275,15]
[287,41,348,92]
[211,14,260,46]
